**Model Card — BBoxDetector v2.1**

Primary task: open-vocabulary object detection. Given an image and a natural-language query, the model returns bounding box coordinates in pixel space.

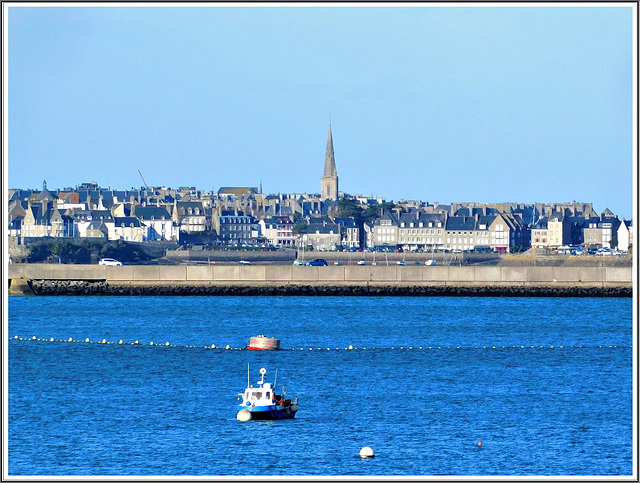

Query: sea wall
[8,263,633,296]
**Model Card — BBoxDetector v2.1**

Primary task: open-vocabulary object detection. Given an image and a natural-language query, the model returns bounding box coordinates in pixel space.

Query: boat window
[266,392,270,399]
[252,391,262,400]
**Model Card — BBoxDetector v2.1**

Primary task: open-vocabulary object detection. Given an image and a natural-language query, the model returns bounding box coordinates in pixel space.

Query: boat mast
[247,363,250,389]
[274,368,278,389]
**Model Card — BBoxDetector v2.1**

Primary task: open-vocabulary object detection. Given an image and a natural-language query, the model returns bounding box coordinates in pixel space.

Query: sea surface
[7,296,634,477]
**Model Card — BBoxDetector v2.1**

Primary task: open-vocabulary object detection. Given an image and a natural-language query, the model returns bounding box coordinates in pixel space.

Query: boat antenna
[274,368,278,390]
[247,362,250,389]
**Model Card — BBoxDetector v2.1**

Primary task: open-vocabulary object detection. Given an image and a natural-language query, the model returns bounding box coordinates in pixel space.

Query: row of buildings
[7,124,632,253]
[6,180,632,253]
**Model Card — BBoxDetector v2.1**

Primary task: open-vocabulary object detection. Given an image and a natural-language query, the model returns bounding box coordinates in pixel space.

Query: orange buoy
[478,442,482,447]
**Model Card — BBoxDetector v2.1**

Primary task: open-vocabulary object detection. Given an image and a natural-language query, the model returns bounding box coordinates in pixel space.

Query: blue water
[8,296,634,476]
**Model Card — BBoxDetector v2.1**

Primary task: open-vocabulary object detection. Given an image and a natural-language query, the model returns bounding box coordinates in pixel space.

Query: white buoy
[150,341,154,346]
[225,344,230,349]
[118,340,124,345]
[32,336,37,340]
[348,345,353,350]
[237,409,252,422]
[68,337,73,342]
[50,337,54,342]
[102,339,107,344]
[360,446,375,458]
[13,335,18,339]
[85,338,90,343]
[165,342,170,346]
[211,344,215,349]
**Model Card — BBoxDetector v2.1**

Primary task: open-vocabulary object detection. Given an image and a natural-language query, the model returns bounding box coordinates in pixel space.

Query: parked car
[99,258,122,266]
[306,258,328,266]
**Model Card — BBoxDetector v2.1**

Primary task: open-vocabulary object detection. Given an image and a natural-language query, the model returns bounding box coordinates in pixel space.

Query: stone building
[259,217,296,246]
[218,213,259,245]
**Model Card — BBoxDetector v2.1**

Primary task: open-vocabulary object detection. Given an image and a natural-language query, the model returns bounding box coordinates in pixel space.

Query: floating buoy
[68,337,73,342]
[348,345,353,350]
[13,335,18,339]
[50,337,54,342]
[247,335,281,351]
[85,338,90,343]
[150,341,154,346]
[118,340,124,345]
[211,344,215,349]
[134,340,139,345]
[225,344,230,349]
[236,409,252,422]
[102,339,107,344]
[478,442,482,447]
[359,446,375,458]
[32,336,37,340]
[165,342,170,346]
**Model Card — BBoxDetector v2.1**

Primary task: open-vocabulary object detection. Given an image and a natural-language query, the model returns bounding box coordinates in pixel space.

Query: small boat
[237,366,299,421]
[247,335,281,350]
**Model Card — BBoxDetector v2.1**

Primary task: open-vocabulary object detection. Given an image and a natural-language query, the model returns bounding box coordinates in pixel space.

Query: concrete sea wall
[8,264,633,296]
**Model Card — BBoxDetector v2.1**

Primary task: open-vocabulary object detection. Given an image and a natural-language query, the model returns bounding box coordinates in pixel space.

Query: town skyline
[5,3,635,219]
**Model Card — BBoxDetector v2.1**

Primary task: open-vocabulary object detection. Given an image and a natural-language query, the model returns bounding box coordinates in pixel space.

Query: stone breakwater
[26,280,632,297]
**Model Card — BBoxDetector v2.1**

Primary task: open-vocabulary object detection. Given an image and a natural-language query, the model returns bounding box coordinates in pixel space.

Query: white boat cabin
[239,368,276,406]
[240,383,274,406]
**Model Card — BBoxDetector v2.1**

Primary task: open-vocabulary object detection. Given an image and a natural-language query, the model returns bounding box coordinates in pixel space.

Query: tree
[362,202,400,224]
[337,198,363,220]
[293,222,308,235]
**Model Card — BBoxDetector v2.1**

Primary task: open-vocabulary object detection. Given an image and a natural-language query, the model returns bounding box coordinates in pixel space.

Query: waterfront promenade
[8,263,633,296]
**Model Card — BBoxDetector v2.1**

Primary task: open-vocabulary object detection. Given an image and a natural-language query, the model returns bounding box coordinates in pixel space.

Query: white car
[99,258,123,266]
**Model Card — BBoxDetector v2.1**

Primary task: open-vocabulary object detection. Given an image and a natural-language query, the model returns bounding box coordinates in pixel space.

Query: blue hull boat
[236,366,299,421]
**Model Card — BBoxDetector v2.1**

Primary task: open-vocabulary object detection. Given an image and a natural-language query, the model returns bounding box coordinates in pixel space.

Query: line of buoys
[9,337,633,351]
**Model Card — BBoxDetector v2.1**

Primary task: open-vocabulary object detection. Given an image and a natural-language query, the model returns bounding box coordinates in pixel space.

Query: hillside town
[7,124,633,256]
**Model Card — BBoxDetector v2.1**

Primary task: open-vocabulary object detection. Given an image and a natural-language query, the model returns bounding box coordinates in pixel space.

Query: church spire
[321,121,339,200]
[323,121,337,178]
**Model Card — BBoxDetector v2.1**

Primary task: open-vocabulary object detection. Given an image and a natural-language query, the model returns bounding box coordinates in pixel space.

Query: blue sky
[6,3,635,218]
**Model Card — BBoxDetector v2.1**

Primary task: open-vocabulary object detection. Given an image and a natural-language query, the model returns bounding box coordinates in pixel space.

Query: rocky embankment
[25,279,631,297]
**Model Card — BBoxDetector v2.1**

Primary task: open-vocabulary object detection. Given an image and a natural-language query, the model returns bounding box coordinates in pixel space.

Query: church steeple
[321,121,339,200]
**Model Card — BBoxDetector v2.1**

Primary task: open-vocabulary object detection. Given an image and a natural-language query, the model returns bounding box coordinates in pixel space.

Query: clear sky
[5,2,636,219]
